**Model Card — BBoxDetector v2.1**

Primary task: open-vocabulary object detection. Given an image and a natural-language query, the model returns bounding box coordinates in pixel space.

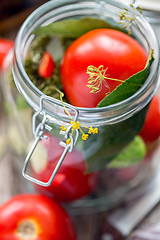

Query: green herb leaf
[98,49,154,107]
[34,18,120,38]
[84,105,148,172]
[108,136,146,168]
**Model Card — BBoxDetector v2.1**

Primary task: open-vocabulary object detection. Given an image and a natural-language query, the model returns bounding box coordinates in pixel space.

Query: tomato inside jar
[30,134,98,202]
[61,28,147,108]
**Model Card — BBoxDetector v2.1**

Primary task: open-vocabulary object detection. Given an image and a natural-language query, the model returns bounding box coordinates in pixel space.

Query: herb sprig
[118,4,143,35]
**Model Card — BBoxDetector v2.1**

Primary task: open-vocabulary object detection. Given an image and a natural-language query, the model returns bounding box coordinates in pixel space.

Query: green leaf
[108,136,146,168]
[84,105,148,172]
[34,18,121,38]
[98,49,154,107]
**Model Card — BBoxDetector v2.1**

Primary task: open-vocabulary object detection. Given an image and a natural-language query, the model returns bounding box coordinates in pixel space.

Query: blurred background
[0,0,49,38]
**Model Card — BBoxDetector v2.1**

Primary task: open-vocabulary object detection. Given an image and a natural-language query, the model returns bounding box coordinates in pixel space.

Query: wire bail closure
[22,95,79,187]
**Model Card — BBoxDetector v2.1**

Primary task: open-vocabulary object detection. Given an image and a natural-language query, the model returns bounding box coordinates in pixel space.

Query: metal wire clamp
[22,95,79,187]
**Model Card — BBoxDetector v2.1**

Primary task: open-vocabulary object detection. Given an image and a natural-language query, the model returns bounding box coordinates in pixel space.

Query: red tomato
[139,95,160,143]
[38,51,55,78]
[0,38,14,68]
[61,29,147,107]
[31,133,98,202]
[0,194,76,240]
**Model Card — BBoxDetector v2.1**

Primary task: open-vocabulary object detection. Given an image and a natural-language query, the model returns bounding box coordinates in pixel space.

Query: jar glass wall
[123,0,160,40]
[1,0,160,214]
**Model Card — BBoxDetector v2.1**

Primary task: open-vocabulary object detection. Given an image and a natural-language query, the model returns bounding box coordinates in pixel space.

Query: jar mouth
[124,0,160,12]
[13,0,160,125]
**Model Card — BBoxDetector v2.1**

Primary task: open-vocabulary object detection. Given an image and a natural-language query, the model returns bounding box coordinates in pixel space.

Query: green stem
[54,87,74,121]
[104,76,124,83]
[104,76,142,86]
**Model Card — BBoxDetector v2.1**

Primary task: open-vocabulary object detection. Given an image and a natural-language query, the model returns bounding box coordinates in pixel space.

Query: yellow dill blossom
[93,128,98,134]
[70,121,80,130]
[87,65,123,94]
[118,4,143,35]
[64,122,98,145]
[66,138,71,145]
[61,125,67,131]
[82,133,89,140]
[88,126,99,134]
[57,90,98,145]
[88,126,93,134]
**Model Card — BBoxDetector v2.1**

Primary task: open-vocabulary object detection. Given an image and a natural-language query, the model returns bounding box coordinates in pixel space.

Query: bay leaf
[84,105,148,172]
[34,18,121,38]
[98,50,154,107]
[108,136,146,168]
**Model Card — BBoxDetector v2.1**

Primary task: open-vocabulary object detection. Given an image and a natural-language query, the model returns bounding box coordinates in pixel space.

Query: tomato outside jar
[1,0,160,215]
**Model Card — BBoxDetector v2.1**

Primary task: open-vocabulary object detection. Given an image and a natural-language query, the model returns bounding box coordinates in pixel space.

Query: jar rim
[13,0,160,125]
[129,0,160,12]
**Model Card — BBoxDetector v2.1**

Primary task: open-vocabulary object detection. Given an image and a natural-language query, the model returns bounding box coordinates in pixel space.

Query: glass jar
[1,0,160,214]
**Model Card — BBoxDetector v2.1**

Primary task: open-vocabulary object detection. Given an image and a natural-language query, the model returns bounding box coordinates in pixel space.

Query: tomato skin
[0,38,14,68]
[0,194,76,240]
[139,95,160,143]
[61,29,147,107]
[31,134,98,202]
[38,51,55,78]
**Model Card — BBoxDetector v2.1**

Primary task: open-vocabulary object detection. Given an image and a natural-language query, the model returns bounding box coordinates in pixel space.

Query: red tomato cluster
[31,133,98,202]
[0,194,76,240]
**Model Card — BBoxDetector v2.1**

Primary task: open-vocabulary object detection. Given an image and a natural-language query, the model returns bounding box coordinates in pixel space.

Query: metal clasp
[22,95,79,187]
